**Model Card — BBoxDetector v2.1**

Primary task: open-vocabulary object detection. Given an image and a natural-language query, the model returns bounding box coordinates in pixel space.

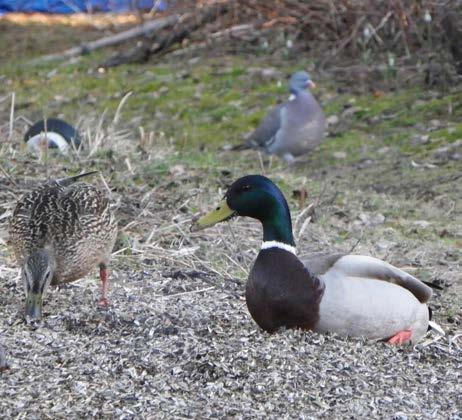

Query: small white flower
[424,10,432,23]
[388,53,395,67]
[286,39,293,49]
[363,25,371,41]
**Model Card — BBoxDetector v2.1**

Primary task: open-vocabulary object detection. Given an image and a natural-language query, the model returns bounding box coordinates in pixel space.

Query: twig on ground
[0,164,17,187]
[8,92,15,143]
[152,286,215,299]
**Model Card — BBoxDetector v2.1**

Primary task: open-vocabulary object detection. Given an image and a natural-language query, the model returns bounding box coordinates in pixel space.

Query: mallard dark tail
[422,280,443,290]
[427,307,445,334]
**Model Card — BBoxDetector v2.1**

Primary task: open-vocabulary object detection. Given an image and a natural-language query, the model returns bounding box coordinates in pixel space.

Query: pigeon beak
[25,292,43,320]
[191,199,236,232]
[307,80,316,89]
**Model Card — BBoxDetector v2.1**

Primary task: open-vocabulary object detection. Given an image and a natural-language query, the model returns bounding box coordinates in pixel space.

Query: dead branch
[31,14,180,64]
[102,2,230,67]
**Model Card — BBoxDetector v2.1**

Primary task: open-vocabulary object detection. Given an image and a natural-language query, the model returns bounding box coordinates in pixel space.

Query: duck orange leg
[99,263,110,307]
[387,330,412,345]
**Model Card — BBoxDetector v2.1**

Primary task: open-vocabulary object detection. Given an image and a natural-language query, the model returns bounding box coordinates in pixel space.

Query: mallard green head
[192,175,295,246]
[22,249,55,320]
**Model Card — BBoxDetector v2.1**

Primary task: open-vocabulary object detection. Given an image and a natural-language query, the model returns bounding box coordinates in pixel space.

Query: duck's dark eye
[241,185,251,192]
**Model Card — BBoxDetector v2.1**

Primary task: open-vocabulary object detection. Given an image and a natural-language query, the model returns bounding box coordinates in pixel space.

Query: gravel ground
[0,263,460,419]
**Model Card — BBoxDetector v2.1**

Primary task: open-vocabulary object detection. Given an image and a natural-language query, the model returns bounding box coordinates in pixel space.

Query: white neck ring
[261,241,297,255]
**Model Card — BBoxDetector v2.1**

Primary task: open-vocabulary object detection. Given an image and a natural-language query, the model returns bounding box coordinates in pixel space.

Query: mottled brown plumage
[9,172,117,318]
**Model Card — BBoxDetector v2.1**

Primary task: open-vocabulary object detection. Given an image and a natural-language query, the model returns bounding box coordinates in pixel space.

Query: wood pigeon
[244,71,326,162]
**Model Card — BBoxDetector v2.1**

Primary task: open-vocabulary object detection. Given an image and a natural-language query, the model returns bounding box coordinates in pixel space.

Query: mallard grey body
[310,255,430,342]
[9,172,117,318]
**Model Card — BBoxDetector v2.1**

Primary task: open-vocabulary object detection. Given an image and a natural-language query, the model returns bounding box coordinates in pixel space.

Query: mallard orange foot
[98,264,110,307]
[98,298,109,307]
[388,330,412,345]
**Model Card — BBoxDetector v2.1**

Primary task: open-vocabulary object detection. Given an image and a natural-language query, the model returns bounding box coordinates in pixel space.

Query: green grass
[2,43,460,160]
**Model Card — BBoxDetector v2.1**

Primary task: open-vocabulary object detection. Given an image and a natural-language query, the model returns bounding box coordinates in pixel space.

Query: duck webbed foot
[387,329,412,345]
[98,263,110,307]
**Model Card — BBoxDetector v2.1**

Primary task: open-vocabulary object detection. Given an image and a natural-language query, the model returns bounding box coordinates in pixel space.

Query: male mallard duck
[24,118,82,155]
[242,71,325,163]
[9,171,117,319]
[192,175,436,344]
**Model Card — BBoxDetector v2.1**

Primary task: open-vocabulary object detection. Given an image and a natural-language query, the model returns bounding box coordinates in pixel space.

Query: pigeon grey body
[247,71,325,162]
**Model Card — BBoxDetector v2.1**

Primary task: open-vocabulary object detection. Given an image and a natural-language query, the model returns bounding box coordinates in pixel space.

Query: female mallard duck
[192,175,436,344]
[9,171,117,319]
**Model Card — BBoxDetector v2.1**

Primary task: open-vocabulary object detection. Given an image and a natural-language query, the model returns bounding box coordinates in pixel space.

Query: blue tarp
[0,0,167,14]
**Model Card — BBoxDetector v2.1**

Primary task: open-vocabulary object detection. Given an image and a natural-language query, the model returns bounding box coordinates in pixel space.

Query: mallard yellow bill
[192,199,236,231]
